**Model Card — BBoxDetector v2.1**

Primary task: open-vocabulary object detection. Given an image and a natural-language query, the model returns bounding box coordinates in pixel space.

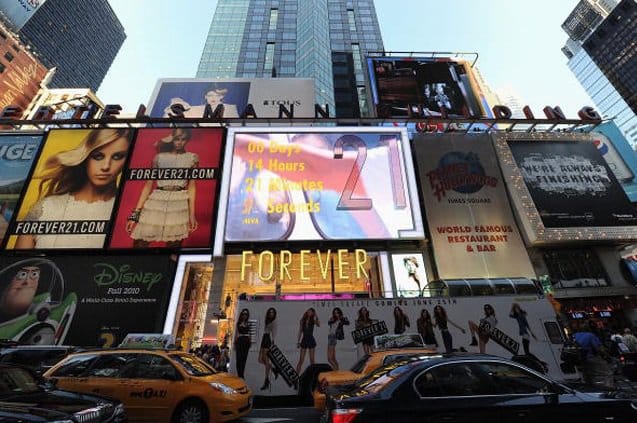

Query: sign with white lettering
[0,133,42,245]
[6,129,133,250]
[352,320,388,344]
[217,127,423,248]
[0,0,47,31]
[413,134,534,279]
[508,140,637,228]
[109,128,223,249]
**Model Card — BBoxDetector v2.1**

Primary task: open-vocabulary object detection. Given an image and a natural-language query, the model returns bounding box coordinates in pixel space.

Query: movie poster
[219,127,423,246]
[391,253,428,298]
[508,141,637,228]
[6,129,134,250]
[0,133,42,246]
[0,255,177,347]
[414,134,535,279]
[109,128,223,249]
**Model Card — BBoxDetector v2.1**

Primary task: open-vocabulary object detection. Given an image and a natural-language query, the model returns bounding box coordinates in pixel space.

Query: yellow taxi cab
[312,334,435,411]
[43,347,252,423]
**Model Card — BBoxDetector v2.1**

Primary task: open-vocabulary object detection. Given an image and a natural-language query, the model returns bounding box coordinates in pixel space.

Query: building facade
[5,0,125,91]
[0,20,48,114]
[196,0,384,117]
[562,0,637,147]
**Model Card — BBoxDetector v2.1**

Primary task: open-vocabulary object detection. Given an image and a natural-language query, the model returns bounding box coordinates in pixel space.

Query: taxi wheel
[173,399,209,423]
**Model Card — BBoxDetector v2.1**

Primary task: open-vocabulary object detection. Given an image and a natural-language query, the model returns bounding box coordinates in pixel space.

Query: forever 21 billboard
[0,254,177,347]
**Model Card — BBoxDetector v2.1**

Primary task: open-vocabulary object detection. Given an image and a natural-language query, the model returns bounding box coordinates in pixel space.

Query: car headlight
[210,382,237,394]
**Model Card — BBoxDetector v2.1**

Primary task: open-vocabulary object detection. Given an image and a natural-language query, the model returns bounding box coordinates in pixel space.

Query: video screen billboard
[367,57,486,118]
[218,127,423,246]
[109,128,223,249]
[508,140,637,228]
[6,129,134,250]
[147,78,316,118]
[414,134,535,279]
[0,133,42,245]
[0,0,47,30]
[0,254,176,347]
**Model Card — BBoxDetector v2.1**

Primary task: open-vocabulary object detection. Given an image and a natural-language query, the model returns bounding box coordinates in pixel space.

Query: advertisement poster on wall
[507,140,637,228]
[0,0,47,31]
[413,134,535,279]
[109,128,223,249]
[391,253,428,298]
[5,129,134,250]
[0,133,42,245]
[230,296,565,396]
[217,127,423,248]
[146,78,316,118]
[0,254,177,347]
[367,57,487,119]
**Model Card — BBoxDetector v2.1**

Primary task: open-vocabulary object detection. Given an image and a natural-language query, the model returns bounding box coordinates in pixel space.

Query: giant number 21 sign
[217,127,424,247]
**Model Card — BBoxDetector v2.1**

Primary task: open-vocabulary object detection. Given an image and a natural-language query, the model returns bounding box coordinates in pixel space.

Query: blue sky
[99,0,591,117]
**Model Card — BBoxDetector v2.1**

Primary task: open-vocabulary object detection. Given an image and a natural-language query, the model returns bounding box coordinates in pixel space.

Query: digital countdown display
[216,127,424,249]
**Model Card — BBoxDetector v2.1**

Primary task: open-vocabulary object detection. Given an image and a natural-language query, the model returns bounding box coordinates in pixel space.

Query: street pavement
[238,407,322,423]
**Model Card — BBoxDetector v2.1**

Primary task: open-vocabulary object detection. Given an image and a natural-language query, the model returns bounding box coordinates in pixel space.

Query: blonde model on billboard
[126,128,198,248]
[15,129,132,249]
[164,86,239,118]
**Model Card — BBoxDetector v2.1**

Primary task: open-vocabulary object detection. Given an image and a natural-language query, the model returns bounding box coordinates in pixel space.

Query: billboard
[0,254,176,347]
[109,128,223,249]
[367,57,487,118]
[147,78,316,118]
[0,0,46,30]
[216,127,423,249]
[494,132,637,244]
[5,128,134,250]
[390,253,429,297]
[414,134,535,279]
[0,133,42,244]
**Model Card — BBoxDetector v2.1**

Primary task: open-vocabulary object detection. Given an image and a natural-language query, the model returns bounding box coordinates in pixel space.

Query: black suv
[0,345,77,375]
[0,363,127,422]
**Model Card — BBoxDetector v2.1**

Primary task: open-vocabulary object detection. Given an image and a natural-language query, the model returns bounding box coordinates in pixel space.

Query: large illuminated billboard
[367,57,487,118]
[494,132,637,244]
[216,127,423,250]
[147,78,316,118]
[414,134,535,279]
[0,133,42,245]
[109,128,223,249]
[0,254,176,347]
[6,129,134,250]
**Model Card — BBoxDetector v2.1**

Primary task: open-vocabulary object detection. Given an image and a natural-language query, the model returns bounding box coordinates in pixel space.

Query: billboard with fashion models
[109,128,223,249]
[0,133,43,245]
[391,253,429,298]
[494,132,637,244]
[367,57,487,118]
[5,129,134,250]
[216,127,423,249]
[0,254,176,347]
[147,78,316,118]
[414,133,535,279]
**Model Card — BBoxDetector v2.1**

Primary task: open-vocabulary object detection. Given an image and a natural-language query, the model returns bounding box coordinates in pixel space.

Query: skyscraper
[5,0,126,91]
[562,0,637,147]
[196,0,384,117]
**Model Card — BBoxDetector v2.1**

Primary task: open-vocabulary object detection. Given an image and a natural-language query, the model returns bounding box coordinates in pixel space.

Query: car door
[47,354,99,393]
[474,361,586,423]
[80,353,136,402]
[411,363,502,423]
[118,353,180,422]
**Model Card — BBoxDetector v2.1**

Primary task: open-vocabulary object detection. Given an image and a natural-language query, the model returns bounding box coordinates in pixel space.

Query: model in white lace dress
[14,129,131,249]
[126,128,199,247]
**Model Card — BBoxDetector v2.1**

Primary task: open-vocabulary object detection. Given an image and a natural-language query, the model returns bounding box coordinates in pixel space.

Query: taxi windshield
[170,353,216,377]
[0,367,41,396]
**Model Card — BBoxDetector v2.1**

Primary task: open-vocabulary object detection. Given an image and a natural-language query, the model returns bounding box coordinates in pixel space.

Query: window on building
[0,62,5,73]
[264,42,275,73]
[12,44,20,53]
[347,9,356,32]
[269,8,278,30]
[4,52,14,62]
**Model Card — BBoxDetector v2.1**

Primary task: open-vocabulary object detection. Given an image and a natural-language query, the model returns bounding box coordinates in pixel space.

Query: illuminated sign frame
[494,132,637,244]
[214,127,424,255]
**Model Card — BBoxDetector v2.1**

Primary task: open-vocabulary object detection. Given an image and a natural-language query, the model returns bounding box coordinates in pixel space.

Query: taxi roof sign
[119,334,175,349]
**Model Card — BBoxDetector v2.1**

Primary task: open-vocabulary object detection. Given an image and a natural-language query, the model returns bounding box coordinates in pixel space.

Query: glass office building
[13,0,125,91]
[196,0,384,117]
